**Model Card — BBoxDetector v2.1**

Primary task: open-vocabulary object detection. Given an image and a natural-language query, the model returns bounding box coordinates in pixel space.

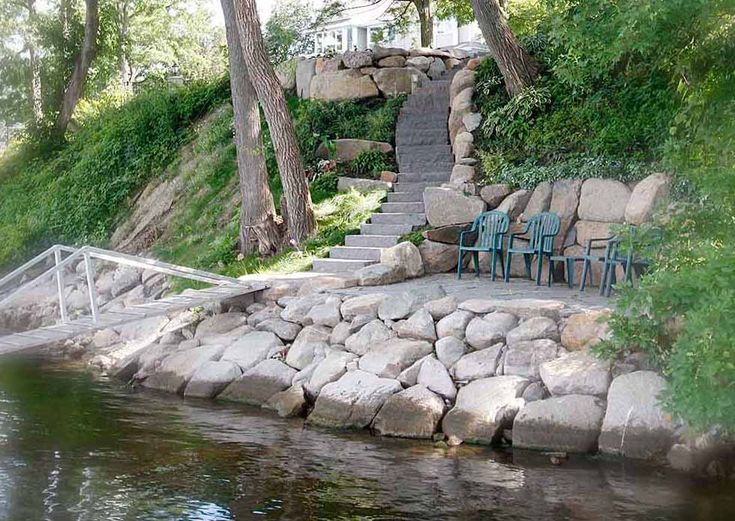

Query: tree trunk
[220,0,281,256]
[55,0,99,135]
[232,0,315,247]
[26,0,42,124]
[118,1,130,89]
[414,0,433,48]
[470,0,539,97]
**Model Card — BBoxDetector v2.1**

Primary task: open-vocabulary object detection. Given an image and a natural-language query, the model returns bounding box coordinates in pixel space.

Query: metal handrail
[0,244,250,325]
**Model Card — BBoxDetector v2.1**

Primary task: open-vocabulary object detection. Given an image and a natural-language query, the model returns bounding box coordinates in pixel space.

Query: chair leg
[473,252,480,277]
[504,251,512,283]
[580,259,590,291]
[523,254,532,280]
[566,259,574,289]
[547,259,554,287]
[490,249,498,281]
[456,250,463,280]
[498,252,506,279]
[599,261,610,296]
[536,253,544,286]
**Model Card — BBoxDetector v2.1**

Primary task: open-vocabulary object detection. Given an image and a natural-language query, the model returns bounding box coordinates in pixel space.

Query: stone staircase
[313,76,454,273]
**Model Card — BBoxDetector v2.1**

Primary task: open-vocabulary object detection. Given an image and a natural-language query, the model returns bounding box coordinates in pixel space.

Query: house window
[314,29,345,54]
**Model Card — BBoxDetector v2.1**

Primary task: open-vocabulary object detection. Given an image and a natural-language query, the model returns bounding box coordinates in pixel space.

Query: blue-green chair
[457,211,510,280]
[504,212,561,285]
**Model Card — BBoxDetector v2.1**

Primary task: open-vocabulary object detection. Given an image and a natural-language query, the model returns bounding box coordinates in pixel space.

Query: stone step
[396,172,450,183]
[371,212,427,226]
[312,258,376,273]
[398,144,453,155]
[394,181,445,192]
[396,117,449,129]
[387,191,424,203]
[398,111,449,122]
[381,201,424,213]
[403,100,449,110]
[398,161,455,172]
[360,223,414,235]
[329,246,383,261]
[345,234,400,248]
[395,129,448,146]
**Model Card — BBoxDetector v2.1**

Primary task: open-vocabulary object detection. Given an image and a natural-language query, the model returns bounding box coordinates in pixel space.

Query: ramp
[0,245,266,355]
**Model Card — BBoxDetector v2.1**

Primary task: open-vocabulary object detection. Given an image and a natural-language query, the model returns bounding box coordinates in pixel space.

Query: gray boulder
[540,351,611,396]
[397,355,431,387]
[424,295,459,320]
[549,179,583,250]
[381,242,424,279]
[359,338,434,378]
[442,376,529,445]
[184,360,242,398]
[417,356,456,401]
[305,350,357,397]
[372,67,419,96]
[377,55,406,67]
[310,69,379,101]
[506,317,560,346]
[424,187,486,227]
[263,385,307,418]
[393,309,437,341]
[344,319,394,356]
[195,312,248,338]
[496,190,531,221]
[255,318,302,342]
[372,385,445,439]
[221,331,283,372]
[599,371,675,459]
[578,178,631,223]
[296,58,316,98]
[480,184,512,208]
[419,240,458,273]
[625,173,671,224]
[406,55,432,72]
[285,325,330,369]
[435,336,467,368]
[342,50,373,68]
[219,359,296,405]
[247,305,282,327]
[521,181,553,220]
[436,309,474,339]
[465,312,518,349]
[340,293,386,320]
[452,343,504,381]
[372,45,409,60]
[280,294,329,325]
[513,395,606,453]
[143,344,226,394]
[377,291,417,321]
[305,296,342,327]
[307,370,402,429]
[355,263,404,286]
[502,339,561,379]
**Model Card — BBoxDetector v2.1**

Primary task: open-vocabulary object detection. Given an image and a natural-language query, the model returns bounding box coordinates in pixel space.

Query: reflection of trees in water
[0,363,728,520]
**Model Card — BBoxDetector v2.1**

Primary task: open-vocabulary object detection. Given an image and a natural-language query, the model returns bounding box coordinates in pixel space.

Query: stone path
[313,75,455,273]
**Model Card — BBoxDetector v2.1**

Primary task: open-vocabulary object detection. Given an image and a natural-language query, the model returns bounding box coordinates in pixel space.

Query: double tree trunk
[26,0,42,124]
[414,0,433,47]
[470,0,539,97]
[232,0,315,247]
[220,0,281,256]
[55,0,99,134]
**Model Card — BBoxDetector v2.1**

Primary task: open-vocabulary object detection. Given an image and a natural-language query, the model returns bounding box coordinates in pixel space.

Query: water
[0,358,733,521]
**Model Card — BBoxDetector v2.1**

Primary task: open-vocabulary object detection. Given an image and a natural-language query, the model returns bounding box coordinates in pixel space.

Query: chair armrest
[584,235,617,255]
[458,230,475,247]
[507,232,527,249]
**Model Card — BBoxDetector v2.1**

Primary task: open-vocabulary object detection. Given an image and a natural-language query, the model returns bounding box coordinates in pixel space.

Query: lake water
[0,357,733,521]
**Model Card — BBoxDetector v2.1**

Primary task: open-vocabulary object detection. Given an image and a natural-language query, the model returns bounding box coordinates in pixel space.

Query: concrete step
[398,111,448,122]
[345,234,400,248]
[398,161,454,172]
[395,129,448,146]
[387,191,424,203]
[396,172,450,183]
[361,223,414,235]
[398,144,453,155]
[396,117,449,129]
[371,212,427,226]
[381,201,424,213]
[329,246,383,261]
[312,258,376,273]
[393,181,445,192]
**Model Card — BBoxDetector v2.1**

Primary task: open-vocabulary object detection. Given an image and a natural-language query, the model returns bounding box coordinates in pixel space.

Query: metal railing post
[83,252,100,323]
[54,247,68,323]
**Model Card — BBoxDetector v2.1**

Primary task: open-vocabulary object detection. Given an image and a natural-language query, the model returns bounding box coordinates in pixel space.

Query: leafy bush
[309,171,339,203]
[347,149,393,179]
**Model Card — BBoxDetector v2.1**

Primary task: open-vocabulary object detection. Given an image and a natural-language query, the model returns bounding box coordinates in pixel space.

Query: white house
[310,0,484,54]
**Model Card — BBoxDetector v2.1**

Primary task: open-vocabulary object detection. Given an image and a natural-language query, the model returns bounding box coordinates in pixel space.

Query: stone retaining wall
[295,46,473,101]
[86,282,703,468]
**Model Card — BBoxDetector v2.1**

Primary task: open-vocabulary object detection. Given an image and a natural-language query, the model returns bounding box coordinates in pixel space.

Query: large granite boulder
[406,55,432,72]
[195,312,248,337]
[285,325,330,369]
[540,352,611,396]
[422,224,472,245]
[435,336,467,368]
[625,173,671,224]
[459,298,567,320]
[419,240,458,273]
[436,309,475,340]
[345,319,394,356]
[307,370,403,429]
[359,338,434,378]
[480,184,513,208]
[496,190,531,221]
[424,187,486,227]
[263,385,307,418]
[143,345,226,394]
[310,70,379,101]
[416,356,456,400]
[372,67,419,96]
[219,359,296,405]
[502,339,561,379]
[599,371,675,459]
[424,295,459,321]
[561,310,612,351]
[305,296,342,328]
[578,179,632,223]
[355,263,404,286]
[452,343,504,382]
[513,395,607,453]
[442,375,530,445]
[342,50,373,69]
[296,58,317,98]
[550,179,583,250]
[506,317,560,346]
[450,69,475,102]
[377,55,406,67]
[575,221,615,248]
[305,350,357,397]
[372,385,445,439]
[521,181,553,220]
[465,312,518,350]
[381,242,424,279]
[280,294,329,325]
[316,138,392,163]
[372,45,409,60]
[393,309,437,342]
[341,293,386,320]
[221,331,283,371]
[255,318,302,342]
[183,360,242,398]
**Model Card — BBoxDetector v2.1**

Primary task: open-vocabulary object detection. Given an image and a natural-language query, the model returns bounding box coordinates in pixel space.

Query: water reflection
[0,358,733,521]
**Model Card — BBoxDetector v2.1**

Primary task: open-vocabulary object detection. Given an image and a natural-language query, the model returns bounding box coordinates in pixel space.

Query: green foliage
[263,0,315,64]
[309,171,339,203]
[346,149,392,179]
[399,227,427,247]
[0,78,229,270]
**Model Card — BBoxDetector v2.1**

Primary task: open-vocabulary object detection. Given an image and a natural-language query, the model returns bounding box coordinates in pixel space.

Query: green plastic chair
[504,212,561,285]
[457,211,510,280]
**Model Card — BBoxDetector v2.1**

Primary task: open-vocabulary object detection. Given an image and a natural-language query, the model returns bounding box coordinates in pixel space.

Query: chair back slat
[473,211,509,249]
[526,212,561,253]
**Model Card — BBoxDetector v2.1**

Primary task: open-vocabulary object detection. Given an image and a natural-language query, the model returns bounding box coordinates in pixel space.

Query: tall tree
[220,0,281,255]
[233,0,315,246]
[470,0,539,97]
[55,0,99,134]
[25,0,42,123]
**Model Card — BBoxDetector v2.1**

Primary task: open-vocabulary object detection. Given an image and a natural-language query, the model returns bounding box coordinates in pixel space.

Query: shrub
[347,149,393,179]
